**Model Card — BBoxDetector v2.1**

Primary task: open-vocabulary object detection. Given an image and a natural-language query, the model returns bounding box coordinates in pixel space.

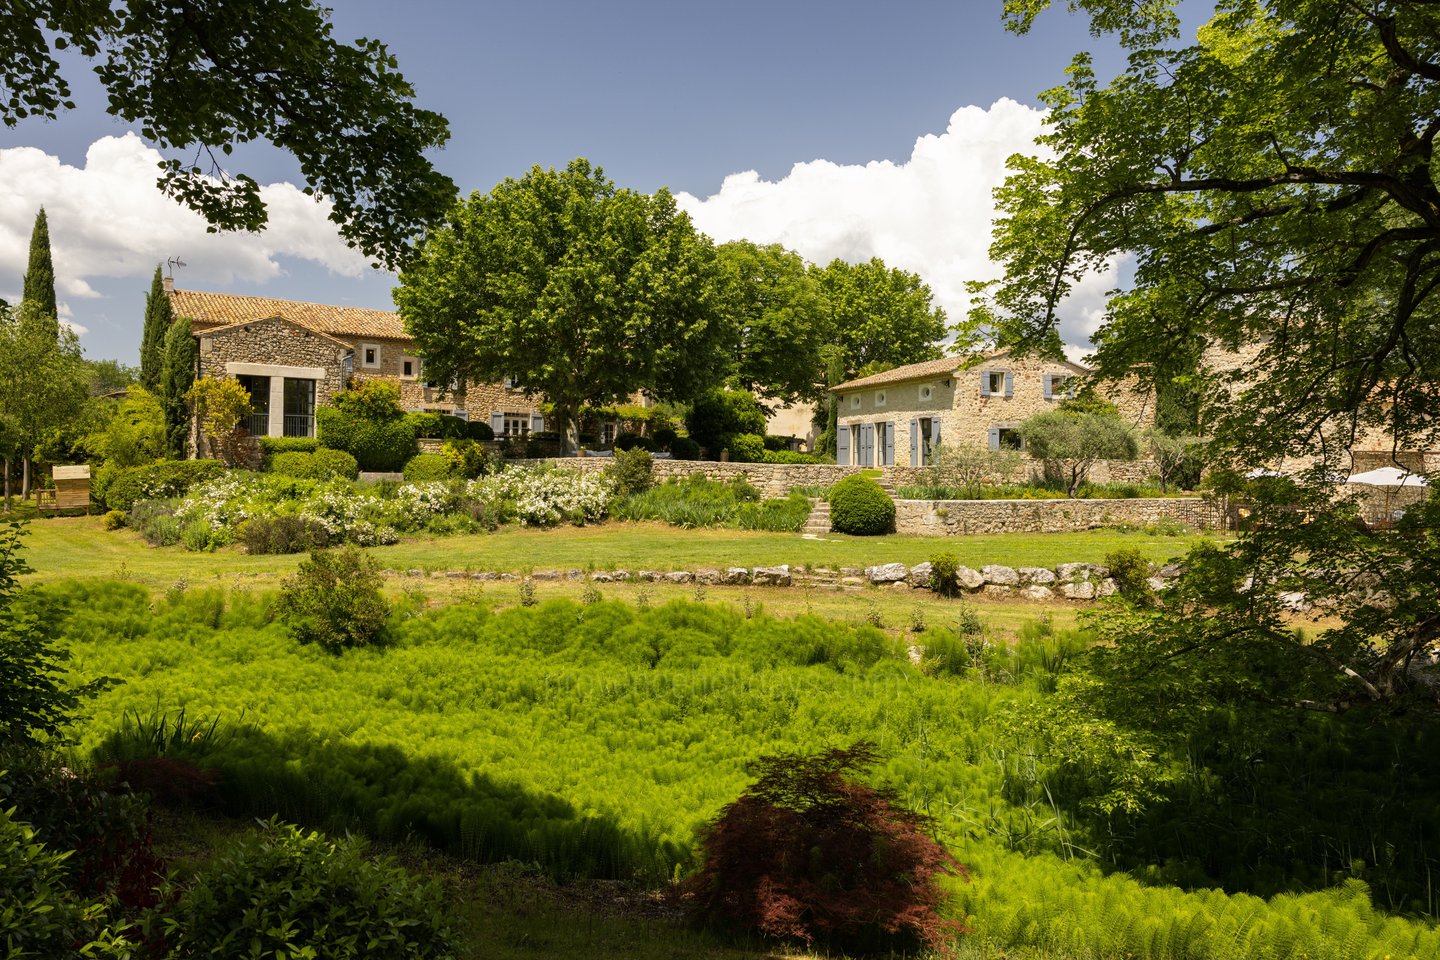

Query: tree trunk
[21,454,30,500]
[3,457,10,512]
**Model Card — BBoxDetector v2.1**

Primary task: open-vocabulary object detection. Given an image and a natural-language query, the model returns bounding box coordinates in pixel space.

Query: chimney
[162,275,175,293]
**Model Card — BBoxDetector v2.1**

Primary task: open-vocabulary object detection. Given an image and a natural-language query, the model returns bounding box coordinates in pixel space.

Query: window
[849,424,864,466]
[601,422,617,445]
[875,390,887,406]
[920,384,933,401]
[998,427,1023,450]
[360,343,381,368]
[1047,373,1073,399]
[282,378,316,438]
[503,412,529,437]
[401,356,421,379]
[919,417,935,465]
[850,395,862,409]
[237,374,270,436]
[503,375,519,389]
[987,371,1006,395]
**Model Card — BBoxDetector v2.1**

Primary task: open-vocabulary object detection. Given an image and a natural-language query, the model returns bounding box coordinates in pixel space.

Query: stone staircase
[801,498,831,535]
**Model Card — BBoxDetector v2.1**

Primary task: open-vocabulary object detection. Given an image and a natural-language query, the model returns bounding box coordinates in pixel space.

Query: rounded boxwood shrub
[269,450,319,478]
[829,475,895,535]
[467,419,495,442]
[316,407,417,472]
[402,453,455,482]
[727,433,766,463]
[158,819,454,960]
[614,432,656,452]
[257,436,320,470]
[670,436,701,461]
[312,447,360,480]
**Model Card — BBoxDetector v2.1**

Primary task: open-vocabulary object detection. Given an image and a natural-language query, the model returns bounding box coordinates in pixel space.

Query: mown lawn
[18,515,1213,589]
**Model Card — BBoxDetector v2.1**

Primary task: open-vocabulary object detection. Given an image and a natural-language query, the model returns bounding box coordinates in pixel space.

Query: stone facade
[510,457,861,498]
[832,349,1155,469]
[893,496,1220,535]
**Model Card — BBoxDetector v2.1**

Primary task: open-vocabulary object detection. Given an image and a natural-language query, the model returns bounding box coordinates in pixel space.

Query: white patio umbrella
[1344,467,1430,487]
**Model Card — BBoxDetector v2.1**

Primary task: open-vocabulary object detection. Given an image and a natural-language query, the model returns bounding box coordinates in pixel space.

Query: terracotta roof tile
[831,356,970,392]
[169,289,406,340]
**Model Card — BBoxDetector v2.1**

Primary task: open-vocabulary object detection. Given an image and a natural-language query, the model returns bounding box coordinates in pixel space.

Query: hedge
[104,460,225,511]
[406,412,468,440]
[269,449,360,481]
[257,436,321,466]
[829,475,895,536]
[316,407,417,472]
[402,453,455,482]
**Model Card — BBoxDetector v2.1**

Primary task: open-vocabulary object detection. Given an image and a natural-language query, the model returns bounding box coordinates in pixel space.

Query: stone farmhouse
[168,284,550,440]
[831,349,1153,468]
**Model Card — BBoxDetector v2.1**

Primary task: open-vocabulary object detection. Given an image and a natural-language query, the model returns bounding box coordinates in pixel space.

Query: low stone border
[381,559,1183,602]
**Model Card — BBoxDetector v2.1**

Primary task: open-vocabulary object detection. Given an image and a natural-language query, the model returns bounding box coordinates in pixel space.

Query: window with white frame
[1048,374,1073,399]
[360,343,381,368]
[502,412,529,437]
[987,371,1006,395]
[401,355,421,379]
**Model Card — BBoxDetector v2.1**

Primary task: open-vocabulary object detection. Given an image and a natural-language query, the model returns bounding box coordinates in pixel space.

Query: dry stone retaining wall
[510,457,861,498]
[886,457,1160,488]
[894,496,1220,535]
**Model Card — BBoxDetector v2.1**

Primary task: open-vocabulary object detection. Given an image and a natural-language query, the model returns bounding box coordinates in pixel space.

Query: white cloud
[0,133,373,335]
[676,98,1120,356]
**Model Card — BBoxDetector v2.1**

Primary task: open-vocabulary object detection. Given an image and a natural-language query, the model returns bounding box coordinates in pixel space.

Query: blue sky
[0,1,1200,363]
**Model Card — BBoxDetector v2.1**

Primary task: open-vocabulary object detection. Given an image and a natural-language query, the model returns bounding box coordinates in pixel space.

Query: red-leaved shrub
[677,743,966,955]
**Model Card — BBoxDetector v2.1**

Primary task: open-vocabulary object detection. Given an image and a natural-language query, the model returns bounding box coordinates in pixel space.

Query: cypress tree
[161,316,197,459]
[21,208,59,337]
[140,266,172,390]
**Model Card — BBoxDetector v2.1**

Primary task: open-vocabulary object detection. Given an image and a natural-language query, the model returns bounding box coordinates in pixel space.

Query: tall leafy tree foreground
[396,159,730,452]
[816,258,950,383]
[21,208,57,337]
[970,0,1440,464]
[139,265,172,391]
[3,1,455,269]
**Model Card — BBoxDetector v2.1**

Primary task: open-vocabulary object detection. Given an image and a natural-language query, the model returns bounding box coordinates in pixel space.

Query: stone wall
[885,457,1162,489]
[894,496,1220,535]
[510,457,861,498]
[198,316,350,408]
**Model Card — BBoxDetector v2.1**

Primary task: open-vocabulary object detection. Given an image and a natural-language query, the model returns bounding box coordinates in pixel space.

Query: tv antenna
[166,256,187,280]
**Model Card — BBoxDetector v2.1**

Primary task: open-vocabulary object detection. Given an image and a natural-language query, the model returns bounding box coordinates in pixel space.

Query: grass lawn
[18,515,1212,589]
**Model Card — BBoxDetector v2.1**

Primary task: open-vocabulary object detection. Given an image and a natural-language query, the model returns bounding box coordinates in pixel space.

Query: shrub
[726,433,766,463]
[269,450,319,478]
[157,819,455,960]
[128,501,182,546]
[762,449,825,464]
[732,492,812,532]
[257,436,320,462]
[277,546,391,653]
[652,426,678,449]
[403,453,455,482]
[241,515,331,555]
[828,475,895,535]
[312,447,360,480]
[101,509,126,531]
[1104,547,1153,601]
[670,436,701,460]
[317,383,417,472]
[607,447,654,497]
[180,519,213,552]
[0,804,105,956]
[104,459,224,511]
[187,375,255,466]
[686,389,767,454]
[930,552,962,597]
[614,432,656,452]
[763,434,791,452]
[440,439,493,479]
[466,419,495,442]
[680,744,964,953]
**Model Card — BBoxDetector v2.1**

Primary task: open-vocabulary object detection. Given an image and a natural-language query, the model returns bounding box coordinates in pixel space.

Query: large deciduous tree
[816,259,949,382]
[715,241,830,406]
[139,266,171,391]
[970,0,1440,465]
[21,208,57,336]
[0,303,89,498]
[395,159,730,452]
[3,1,455,268]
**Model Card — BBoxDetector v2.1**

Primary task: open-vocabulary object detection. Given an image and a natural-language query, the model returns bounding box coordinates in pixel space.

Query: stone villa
[831,349,1153,467]
[168,284,548,439]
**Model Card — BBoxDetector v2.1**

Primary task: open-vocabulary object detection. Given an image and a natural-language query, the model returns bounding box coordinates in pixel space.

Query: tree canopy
[21,208,57,334]
[818,258,949,382]
[970,0,1440,465]
[3,1,455,269]
[714,241,830,406]
[395,159,730,451]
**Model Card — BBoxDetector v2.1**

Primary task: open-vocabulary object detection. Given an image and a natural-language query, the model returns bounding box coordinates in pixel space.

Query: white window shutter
[980,370,990,397]
[1004,372,1014,398]
[988,427,1000,451]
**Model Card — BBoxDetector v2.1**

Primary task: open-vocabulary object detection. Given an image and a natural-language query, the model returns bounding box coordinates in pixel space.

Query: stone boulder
[663,570,694,584]
[1145,576,1170,592]
[721,567,752,585]
[1056,562,1108,583]
[866,562,909,584]
[531,570,562,581]
[982,564,1020,586]
[1018,566,1057,585]
[637,570,663,582]
[981,584,1014,598]
[751,565,792,587]
[908,561,934,589]
[1019,584,1056,602]
[956,565,986,591]
[1096,578,1118,597]
[694,568,723,585]
[1060,581,1096,600]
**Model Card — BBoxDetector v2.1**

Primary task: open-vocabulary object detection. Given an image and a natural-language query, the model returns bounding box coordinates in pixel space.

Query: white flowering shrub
[148,466,614,549]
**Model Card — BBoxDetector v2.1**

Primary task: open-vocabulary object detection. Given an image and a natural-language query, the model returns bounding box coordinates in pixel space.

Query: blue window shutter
[910,419,919,466]
[988,427,1000,452]
[837,425,850,465]
[490,412,504,434]
[1004,372,1014,398]
[1043,373,1053,399]
[885,422,896,466]
[530,413,545,433]
[980,370,990,397]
